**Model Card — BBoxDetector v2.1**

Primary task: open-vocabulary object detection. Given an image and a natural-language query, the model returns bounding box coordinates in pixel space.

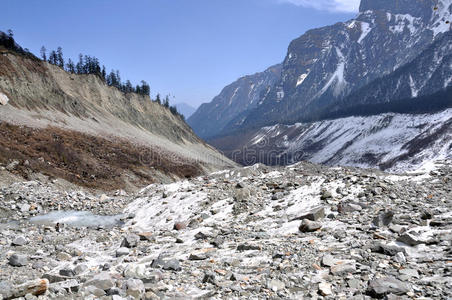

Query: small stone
[292,206,325,221]
[372,211,394,227]
[299,219,322,232]
[267,279,285,292]
[397,232,424,246]
[399,268,419,278]
[237,244,261,251]
[318,282,332,296]
[73,264,88,275]
[59,268,75,277]
[83,272,115,291]
[367,277,411,298]
[173,222,186,231]
[116,247,130,257]
[202,272,216,284]
[393,252,406,264]
[189,253,208,261]
[9,254,28,267]
[121,234,140,248]
[56,252,72,261]
[138,232,154,241]
[12,236,28,246]
[194,232,208,240]
[126,278,145,299]
[83,285,106,297]
[420,209,433,220]
[162,259,181,271]
[330,262,356,275]
[321,190,333,200]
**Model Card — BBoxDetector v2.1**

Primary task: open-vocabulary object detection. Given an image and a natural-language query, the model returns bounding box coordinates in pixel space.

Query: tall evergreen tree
[40,46,47,61]
[155,93,162,104]
[76,54,84,74]
[101,65,106,81]
[57,47,64,68]
[66,58,75,73]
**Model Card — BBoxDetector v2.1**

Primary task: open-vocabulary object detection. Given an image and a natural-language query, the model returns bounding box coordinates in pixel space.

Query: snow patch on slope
[358,22,372,44]
[296,73,308,87]
[319,47,347,97]
[430,0,452,37]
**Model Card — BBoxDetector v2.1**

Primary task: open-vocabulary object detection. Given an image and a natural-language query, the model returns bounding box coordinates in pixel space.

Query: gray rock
[121,234,140,248]
[162,259,181,271]
[367,277,411,298]
[83,285,106,297]
[202,272,216,284]
[83,272,114,291]
[299,219,322,232]
[9,254,28,267]
[126,278,145,299]
[266,279,285,292]
[12,236,28,246]
[73,264,88,275]
[331,262,356,275]
[292,206,325,221]
[237,244,261,251]
[372,211,394,227]
[116,247,130,257]
[59,267,75,277]
[397,232,424,246]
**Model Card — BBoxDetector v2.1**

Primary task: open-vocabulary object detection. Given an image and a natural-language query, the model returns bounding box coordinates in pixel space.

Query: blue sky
[3,0,358,107]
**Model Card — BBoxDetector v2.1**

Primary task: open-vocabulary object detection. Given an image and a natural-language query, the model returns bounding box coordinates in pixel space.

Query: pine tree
[57,47,64,68]
[76,54,84,74]
[40,46,47,61]
[66,58,75,73]
[163,95,170,108]
[155,93,161,104]
[101,65,106,81]
[48,50,58,65]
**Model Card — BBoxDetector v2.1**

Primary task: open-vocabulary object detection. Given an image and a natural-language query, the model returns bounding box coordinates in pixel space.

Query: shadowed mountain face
[187,64,282,139]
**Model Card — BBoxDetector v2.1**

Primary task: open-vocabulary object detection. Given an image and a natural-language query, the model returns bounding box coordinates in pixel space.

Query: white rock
[0,92,8,105]
[319,282,332,296]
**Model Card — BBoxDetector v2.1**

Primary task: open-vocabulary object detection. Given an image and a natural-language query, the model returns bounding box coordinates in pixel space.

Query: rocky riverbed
[0,160,451,299]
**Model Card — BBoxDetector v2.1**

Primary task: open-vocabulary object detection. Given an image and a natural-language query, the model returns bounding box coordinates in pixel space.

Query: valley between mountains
[0,0,451,299]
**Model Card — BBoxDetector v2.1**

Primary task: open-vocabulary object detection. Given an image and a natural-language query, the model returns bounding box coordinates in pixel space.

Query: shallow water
[30,210,124,228]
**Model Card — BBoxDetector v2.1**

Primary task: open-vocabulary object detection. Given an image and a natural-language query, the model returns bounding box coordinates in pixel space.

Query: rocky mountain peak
[359,0,435,19]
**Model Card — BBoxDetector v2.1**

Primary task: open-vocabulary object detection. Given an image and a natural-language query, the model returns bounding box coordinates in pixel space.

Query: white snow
[430,0,452,37]
[319,47,347,97]
[296,73,308,87]
[248,109,452,172]
[389,14,420,34]
[409,75,419,97]
[358,22,372,44]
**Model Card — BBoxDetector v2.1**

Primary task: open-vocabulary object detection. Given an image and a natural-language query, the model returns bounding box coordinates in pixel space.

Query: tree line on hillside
[1,29,184,120]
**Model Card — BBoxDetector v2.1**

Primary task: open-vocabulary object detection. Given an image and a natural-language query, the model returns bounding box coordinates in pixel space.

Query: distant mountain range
[175,102,197,119]
[188,0,452,171]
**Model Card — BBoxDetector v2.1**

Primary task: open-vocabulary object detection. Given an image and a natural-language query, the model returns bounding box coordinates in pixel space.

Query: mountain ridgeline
[190,0,452,171]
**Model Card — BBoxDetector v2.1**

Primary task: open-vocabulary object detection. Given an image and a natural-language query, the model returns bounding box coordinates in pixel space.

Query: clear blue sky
[3,0,357,107]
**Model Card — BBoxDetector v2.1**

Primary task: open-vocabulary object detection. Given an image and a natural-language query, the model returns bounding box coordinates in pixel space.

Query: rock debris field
[0,160,451,299]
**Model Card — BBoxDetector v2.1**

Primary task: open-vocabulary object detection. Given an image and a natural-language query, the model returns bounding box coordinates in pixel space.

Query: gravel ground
[0,160,451,299]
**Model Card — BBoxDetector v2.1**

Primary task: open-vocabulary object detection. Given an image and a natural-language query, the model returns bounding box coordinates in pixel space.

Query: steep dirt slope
[0,47,235,189]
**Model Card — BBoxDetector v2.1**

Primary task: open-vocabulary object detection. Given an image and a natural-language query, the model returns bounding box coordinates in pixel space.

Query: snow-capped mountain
[221,0,452,131]
[197,0,452,171]
[188,64,281,139]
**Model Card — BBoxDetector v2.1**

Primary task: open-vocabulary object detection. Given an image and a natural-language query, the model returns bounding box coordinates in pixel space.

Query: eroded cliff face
[0,47,235,189]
